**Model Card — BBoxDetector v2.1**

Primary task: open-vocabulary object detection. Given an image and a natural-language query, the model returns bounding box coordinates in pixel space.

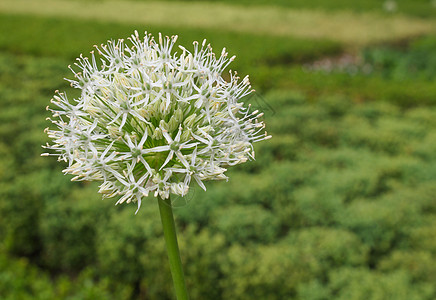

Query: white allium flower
[43,31,270,212]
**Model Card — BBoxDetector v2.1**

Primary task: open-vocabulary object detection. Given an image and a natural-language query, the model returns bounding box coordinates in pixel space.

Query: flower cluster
[43,31,270,211]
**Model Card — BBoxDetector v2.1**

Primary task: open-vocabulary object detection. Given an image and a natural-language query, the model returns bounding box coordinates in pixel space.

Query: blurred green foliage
[0,250,132,299]
[4,13,436,106]
[277,66,436,106]
[361,36,436,80]
[119,0,436,18]
[0,13,341,86]
[1,4,436,299]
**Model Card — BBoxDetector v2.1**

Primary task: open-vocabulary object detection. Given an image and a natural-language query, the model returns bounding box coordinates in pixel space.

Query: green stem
[158,196,189,300]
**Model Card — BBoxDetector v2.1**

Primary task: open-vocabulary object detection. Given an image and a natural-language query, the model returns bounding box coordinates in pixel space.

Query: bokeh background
[1,0,436,299]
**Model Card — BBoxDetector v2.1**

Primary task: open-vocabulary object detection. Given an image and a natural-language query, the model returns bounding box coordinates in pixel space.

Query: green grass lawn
[1,0,436,45]
[1,1,436,299]
[46,0,436,18]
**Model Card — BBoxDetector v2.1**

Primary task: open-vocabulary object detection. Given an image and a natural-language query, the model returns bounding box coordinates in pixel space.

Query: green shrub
[283,228,368,271]
[95,200,171,298]
[221,228,367,300]
[97,206,228,299]
[341,115,406,154]
[0,250,132,300]
[244,134,300,172]
[0,143,15,182]
[408,218,436,254]
[378,250,436,283]
[39,186,110,272]
[174,184,230,226]
[324,268,434,300]
[338,194,421,261]
[292,186,344,226]
[210,204,279,244]
[221,244,312,299]
[179,227,227,300]
[0,168,75,256]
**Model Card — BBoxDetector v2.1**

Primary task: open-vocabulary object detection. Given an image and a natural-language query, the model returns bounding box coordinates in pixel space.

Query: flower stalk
[42,31,271,299]
[158,196,189,300]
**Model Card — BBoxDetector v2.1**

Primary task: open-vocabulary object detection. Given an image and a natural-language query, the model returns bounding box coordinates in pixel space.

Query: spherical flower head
[43,31,271,212]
